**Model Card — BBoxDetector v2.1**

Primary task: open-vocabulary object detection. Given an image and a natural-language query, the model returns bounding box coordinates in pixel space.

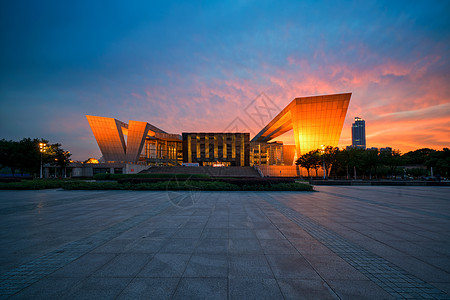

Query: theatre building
[78,93,351,176]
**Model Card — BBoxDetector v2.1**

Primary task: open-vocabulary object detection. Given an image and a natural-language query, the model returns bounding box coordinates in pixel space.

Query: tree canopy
[296,146,449,179]
[0,138,71,176]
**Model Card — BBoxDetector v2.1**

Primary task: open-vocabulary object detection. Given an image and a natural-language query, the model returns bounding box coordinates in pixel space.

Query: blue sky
[1,0,449,160]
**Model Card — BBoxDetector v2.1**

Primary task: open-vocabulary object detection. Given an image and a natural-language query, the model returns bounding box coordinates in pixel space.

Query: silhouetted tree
[296,150,322,178]
[0,138,70,177]
[322,146,339,179]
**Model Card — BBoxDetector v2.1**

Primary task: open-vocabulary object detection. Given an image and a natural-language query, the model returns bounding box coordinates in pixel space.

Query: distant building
[352,117,366,149]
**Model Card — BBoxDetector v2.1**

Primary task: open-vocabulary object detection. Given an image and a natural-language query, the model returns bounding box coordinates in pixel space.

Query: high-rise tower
[352,117,366,149]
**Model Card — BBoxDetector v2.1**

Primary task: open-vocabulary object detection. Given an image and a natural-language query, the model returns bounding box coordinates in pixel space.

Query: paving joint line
[320,190,450,220]
[260,193,449,299]
[0,194,175,298]
[0,191,113,215]
[252,196,341,300]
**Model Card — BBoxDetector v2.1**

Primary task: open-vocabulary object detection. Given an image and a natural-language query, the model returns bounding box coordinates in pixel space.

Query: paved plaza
[0,186,449,299]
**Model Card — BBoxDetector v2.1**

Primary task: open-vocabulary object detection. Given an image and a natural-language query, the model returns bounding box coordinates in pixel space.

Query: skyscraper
[352,117,366,149]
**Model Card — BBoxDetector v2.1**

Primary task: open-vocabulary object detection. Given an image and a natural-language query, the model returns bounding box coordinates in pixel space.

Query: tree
[332,149,350,179]
[364,149,379,179]
[309,150,322,177]
[51,145,72,177]
[378,149,403,177]
[0,139,20,175]
[296,150,322,178]
[425,148,450,177]
[0,138,70,177]
[402,148,435,165]
[16,138,42,176]
[347,148,365,179]
[322,146,339,179]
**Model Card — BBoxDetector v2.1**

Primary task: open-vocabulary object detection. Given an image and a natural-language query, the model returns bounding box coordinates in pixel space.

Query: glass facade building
[182,133,250,166]
[351,117,366,149]
[86,93,351,167]
[86,115,183,165]
[250,141,284,166]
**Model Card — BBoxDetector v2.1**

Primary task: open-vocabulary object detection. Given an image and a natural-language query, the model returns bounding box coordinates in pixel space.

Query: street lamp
[321,145,326,179]
[39,142,47,178]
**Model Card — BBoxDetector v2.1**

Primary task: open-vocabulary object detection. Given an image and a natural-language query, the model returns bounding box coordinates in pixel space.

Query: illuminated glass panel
[205,136,209,159]
[188,135,192,163]
[241,133,245,166]
[232,135,236,158]
[196,135,200,158]
[223,134,227,158]
[214,135,218,159]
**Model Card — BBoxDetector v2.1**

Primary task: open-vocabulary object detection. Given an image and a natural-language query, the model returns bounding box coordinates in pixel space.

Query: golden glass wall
[86,115,127,162]
[252,93,351,157]
[126,120,151,163]
[87,115,182,164]
[292,94,349,155]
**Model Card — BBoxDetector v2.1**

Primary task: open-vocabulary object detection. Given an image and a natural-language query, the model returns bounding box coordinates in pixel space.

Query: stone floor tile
[229,278,282,300]
[327,279,394,299]
[172,278,228,300]
[195,238,228,254]
[64,277,132,300]
[10,277,81,300]
[183,254,228,278]
[255,229,286,240]
[201,228,228,239]
[229,229,257,239]
[229,254,273,279]
[137,253,191,277]
[276,279,336,300]
[92,253,152,277]
[50,253,115,277]
[228,239,263,254]
[266,254,322,280]
[116,277,179,300]
[158,238,199,254]
[259,239,298,254]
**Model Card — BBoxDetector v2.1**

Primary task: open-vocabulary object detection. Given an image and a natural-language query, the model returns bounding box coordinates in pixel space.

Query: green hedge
[0,179,313,191]
[0,179,67,190]
[93,173,211,180]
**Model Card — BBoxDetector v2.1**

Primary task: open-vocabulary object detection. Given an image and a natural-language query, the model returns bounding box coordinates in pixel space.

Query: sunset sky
[1,0,449,161]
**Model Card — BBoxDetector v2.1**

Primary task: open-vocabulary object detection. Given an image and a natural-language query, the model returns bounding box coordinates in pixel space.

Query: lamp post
[39,142,47,178]
[321,145,326,179]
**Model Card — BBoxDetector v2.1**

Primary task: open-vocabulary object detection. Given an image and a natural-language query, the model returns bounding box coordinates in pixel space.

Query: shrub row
[0,179,313,191]
[0,179,67,190]
[93,173,210,180]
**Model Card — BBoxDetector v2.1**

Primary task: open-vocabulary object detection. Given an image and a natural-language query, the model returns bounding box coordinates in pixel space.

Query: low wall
[125,164,148,174]
[257,166,298,177]
[257,165,325,177]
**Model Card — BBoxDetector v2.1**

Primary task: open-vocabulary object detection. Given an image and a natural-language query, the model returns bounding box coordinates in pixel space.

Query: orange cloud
[126,52,449,155]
